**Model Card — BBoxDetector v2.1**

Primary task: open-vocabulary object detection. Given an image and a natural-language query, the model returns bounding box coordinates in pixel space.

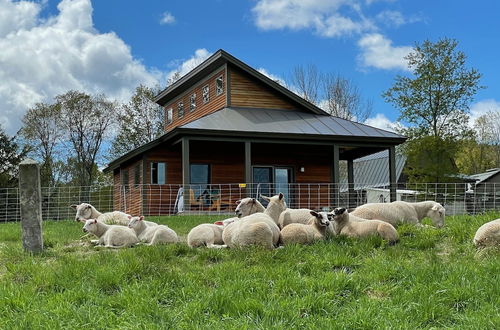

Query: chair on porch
[188,189,204,210]
[208,188,231,212]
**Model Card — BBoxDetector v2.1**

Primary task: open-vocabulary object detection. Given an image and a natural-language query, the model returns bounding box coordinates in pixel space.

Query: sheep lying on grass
[278,208,315,229]
[473,218,500,248]
[332,208,399,244]
[222,193,286,249]
[83,219,139,248]
[188,198,263,248]
[351,201,445,228]
[128,216,178,245]
[281,211,333,245]
[71,203,157,226]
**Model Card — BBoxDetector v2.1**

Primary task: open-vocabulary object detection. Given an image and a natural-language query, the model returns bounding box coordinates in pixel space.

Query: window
[134,165,141,187]
[190,164,210,184]
[166,108,173,124]
[216,75,224,96]
[177,102,184,118]
[121,169,129,191]
[190,93,196,112]
[151,162,166,184]
[202,85,209,104]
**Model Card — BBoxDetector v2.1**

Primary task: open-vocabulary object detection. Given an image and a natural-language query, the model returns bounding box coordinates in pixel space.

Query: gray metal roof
[339,150,406,190]
[469,168,500,184]
[181,107,405,140]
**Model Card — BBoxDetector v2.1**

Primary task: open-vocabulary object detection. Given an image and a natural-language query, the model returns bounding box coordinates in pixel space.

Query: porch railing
[0,182,499,222]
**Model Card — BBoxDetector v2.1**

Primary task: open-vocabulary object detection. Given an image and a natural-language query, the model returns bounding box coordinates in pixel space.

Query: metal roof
[181,107,405,140]
[339,150,406,190]
[469,168,500,184]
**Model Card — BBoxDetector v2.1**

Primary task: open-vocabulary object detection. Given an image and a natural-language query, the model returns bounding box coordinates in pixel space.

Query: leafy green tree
[109,85,164,159]
[0,126,28,187]
[383,38,483,182]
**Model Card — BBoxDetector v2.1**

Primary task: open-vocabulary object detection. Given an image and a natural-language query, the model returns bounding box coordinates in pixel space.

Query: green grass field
[0,213,499,329]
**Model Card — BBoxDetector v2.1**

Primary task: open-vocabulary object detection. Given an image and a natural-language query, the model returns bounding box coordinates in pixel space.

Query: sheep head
[260,193,287,213]
[428,203,445,228]
[73,203,93,222]
[235,197,263,218]
[310,211,330,227]
[332,207,348,222]
[83,219,98,233]
[128,216,144,228]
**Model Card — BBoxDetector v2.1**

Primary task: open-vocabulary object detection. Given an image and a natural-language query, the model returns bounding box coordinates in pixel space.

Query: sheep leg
[207,244,227,249]
[90,239,100,245]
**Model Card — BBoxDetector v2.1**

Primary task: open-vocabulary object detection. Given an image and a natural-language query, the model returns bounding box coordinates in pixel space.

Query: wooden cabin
[104,50,406,215]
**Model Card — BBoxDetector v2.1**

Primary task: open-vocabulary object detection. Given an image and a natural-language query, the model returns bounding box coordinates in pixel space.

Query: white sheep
[128,216,178,245]
[331,207,399,244]
[71,203,157,226]
[473,218,500,248]
[278,208,315,229]
[281,211,333,245]
[82,219,139,248]
[222,193,286,249]
[187,198,263,248]
[350,201,445,228]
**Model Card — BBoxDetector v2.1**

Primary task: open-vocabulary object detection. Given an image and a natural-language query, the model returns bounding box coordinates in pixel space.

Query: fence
[1,182,499,222]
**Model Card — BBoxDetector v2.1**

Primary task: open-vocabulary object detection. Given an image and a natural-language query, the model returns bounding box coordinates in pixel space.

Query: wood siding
[164,68,227,132]
[113,158,143,216]
[229,67,298,110]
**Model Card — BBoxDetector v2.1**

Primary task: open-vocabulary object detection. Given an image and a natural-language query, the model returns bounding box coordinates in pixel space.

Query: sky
[1,0,500,136]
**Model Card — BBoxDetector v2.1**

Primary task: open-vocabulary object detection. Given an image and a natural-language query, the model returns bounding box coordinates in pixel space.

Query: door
[252,166,293,205]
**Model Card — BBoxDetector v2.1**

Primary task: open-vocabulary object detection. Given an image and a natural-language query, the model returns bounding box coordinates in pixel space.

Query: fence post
[19,159,43,253]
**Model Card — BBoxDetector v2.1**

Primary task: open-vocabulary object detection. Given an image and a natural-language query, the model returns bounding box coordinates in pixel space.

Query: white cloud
[364,113,396,132]
[257,68,286,86]
[357,33,412,71]
[166,48,212,82]
[160,11,175,25]
[376,10,422,28]
[0,0,162,135]
[252,0,374,38]
[469,99,500,124]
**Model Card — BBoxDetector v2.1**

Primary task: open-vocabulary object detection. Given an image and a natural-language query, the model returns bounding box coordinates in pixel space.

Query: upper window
[121,169,129,189]
[178,101,184,118]
[216,75,224,96]
[166,108,173,125]
[190,93,196,112]
[202,85,209,104]
[134,165,141,187]
[151,162,166,184]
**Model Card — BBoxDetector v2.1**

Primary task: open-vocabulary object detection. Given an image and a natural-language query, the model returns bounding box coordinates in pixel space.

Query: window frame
[134,165,141,187]
[202,85,210,104]
[177,101,184,119]
[190,93,196,112]
[216,75,224,96]
[166,108,173,125]
[151,162,166,185]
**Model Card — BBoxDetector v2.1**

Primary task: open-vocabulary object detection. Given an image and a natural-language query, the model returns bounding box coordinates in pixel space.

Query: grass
[0,213,499,329]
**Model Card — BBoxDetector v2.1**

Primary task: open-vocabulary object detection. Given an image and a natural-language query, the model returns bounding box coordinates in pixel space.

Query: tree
[484,110,500,167]
[383,38,483,182]
[289,64,320,104]
[56,91,116,187]
[20,102,64,187]
[109,85,164,159]
[0,125,28,187]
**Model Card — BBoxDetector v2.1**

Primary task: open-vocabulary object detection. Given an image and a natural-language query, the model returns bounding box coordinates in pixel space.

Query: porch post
[389,145,397,202]
[245,141,252,184]
[333,144,340,205]
[347,158,355,208]
[182,138,190,210]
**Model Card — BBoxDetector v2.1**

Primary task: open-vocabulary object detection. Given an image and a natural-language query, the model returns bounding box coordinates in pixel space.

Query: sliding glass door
[252,166,293,205]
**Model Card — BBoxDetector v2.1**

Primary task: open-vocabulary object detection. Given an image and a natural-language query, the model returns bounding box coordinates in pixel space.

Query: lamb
[281,211,333,245]
[350,201,445,228]
[473,218,500,248]
[331,207,399,244]
[71,203,157,226]
[82,219,139,248]
[187,198,263,248]
[222,193,286,249]
[278,208,316,229]
[128,216,178,245]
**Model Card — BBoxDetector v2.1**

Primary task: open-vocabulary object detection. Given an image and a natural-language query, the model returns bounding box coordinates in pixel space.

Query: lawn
[0,213,499,329]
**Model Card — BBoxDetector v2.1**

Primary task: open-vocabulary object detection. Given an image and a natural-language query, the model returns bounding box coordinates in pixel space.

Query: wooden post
[182,138,190,212]
[333,144,340,205]
[389,146,397,202]
[245,141,252,197]
[19,159,43,253]
[347,158,355,208]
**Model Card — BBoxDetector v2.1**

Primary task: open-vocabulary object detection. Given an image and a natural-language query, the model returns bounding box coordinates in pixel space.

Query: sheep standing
[222,193,286,249]
[278,208,315,229]
[281,211,333,245]
[188,198,263,248]
[128,216,178,245]
[351,201,445,228]
[82,219,139,248]
[473,218,500,248]
[71,203,157,226]
[332,207,399,244]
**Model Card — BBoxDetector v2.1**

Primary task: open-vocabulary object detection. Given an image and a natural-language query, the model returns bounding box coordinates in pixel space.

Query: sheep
[71,203,157,226]
[331,207,399,244]
[281,211,333,245]
[128,216,178,245]
[82,219,139,248]
[350,201,445,228]
[222,193,286,249]
[187,198,263,248]
[278,208,315,229]
[473,218,500,248]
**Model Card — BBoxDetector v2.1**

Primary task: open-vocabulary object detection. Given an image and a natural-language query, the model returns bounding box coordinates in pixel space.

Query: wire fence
[1,182,499,222]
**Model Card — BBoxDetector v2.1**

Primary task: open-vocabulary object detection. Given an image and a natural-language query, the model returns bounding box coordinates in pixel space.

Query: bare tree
[322,73,373,122]
[485,110,500,167]
[289,64,321,104]
[56,91,116,187]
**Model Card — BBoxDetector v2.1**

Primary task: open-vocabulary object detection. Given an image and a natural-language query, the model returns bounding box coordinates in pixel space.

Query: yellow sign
[239,183,247,188]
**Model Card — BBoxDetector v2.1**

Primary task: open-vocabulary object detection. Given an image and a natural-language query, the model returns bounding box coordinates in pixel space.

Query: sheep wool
[278,208,315,229]
[128,216,178,245]
[281,211,333,245]
[473,218,500,247]
[71,203,157,226]
[83,219,139,248]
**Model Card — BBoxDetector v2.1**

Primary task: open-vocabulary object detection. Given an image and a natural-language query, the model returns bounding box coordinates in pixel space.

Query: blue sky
[2,0,500,135]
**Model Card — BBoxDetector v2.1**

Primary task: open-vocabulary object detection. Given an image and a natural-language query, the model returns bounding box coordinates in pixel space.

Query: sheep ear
[432,205,439,211]
[139,216,144,221]
[70,204,77,209]
[127,215,132,219]
[260,195,270,202]
[310,210,319,218]
[278,193,284,200]
[235,200,241,205]
[214,221,224,225]
[93,219,97,224]
[327,213,334,220]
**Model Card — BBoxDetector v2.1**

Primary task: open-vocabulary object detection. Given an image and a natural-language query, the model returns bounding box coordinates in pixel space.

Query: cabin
[104,49,406,215]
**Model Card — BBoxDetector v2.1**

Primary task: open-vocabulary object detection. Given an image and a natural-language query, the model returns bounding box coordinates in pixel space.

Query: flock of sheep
[71,194,500,249]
